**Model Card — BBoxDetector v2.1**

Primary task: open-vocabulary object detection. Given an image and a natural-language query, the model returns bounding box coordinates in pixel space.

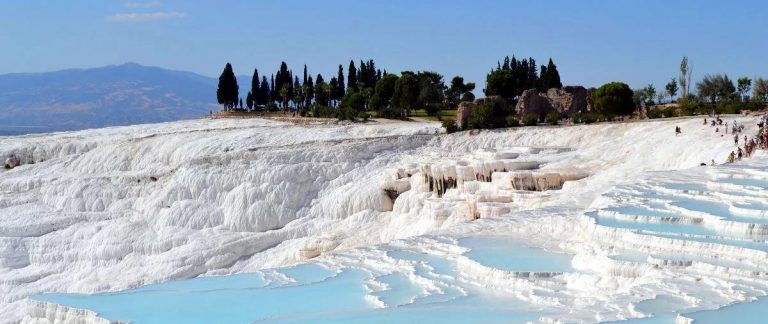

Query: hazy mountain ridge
[0,63,219,134]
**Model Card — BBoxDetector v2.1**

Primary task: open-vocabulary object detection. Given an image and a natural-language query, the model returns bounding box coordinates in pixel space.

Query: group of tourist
[756,113,768,150]
[722,113,768,163]
[705,116,746,135]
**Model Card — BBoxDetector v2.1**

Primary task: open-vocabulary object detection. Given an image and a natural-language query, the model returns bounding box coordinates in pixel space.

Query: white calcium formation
[1,116,766,323]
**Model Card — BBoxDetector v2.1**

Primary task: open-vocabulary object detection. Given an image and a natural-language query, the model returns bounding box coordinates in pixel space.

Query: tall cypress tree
[527,58,538,91]
[303,64,308,85]
[315,74,329,106]
[246,91,254,110]
[538,65,549,92]
[259,76,270,105]
[337,65,345,98]
[348,60,358,92]
[304,76,314,107]
[251,68,260,104]
[288,70,294,103]
[294,76,302,109]
[270,74,275,103]
[329,77,339,105]
[546,58,562,89]
[358,60,367,89]
[216,63,239,110]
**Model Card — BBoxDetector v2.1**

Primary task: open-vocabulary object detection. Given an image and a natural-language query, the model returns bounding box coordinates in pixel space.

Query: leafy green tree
[340,91,366,112]
[392,72,419,114]
[665,78,678,101]
[737,77,752,102]
[216,63,239,111]
[592,82,635,115]
[417,71,446,115]
[632,88,648,108]
[446,76,476,107]
[753,78,768,103]
[370,74,399,111]
[462,91,476,102]
[643,84,656,105]
[696,74,735,104]
[485,69,516,101]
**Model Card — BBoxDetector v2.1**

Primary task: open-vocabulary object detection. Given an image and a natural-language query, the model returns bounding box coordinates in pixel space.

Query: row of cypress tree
[217,60,387,111]
[485,56,563,102]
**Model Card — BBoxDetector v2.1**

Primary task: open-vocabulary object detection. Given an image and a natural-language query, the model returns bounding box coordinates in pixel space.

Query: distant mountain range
[0,63,222,135]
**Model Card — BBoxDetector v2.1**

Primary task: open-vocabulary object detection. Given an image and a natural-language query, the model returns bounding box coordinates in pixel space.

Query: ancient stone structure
[474,95,506,107]
[516,86,595,116]
[456,101,473,130]
[515,89,554,116]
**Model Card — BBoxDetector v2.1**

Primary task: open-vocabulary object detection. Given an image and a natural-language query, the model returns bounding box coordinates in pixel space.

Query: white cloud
[106,11,187,22]
[124,1,161,8]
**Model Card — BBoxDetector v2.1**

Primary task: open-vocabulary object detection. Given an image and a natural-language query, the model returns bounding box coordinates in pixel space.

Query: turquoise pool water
[459,236,574,272]
[35,265,373,323]
[684,297,768,323]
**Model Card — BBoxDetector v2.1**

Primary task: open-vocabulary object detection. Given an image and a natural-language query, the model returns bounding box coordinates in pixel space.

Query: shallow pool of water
[684,297,768,323]
[35,267,374,323]
[459,236,574,272]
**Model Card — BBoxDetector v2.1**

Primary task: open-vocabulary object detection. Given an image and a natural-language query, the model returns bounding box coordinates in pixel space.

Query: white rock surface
[1,115,764,322]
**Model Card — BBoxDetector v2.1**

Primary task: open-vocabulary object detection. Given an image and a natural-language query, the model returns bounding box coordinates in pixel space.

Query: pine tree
[348,60,358,92]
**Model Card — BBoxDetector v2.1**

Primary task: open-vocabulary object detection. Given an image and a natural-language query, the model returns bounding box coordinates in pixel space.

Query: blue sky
[1,0,766,90]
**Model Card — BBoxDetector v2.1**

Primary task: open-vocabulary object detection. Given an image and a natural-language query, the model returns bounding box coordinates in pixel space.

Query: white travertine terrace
[2,115,766,323]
